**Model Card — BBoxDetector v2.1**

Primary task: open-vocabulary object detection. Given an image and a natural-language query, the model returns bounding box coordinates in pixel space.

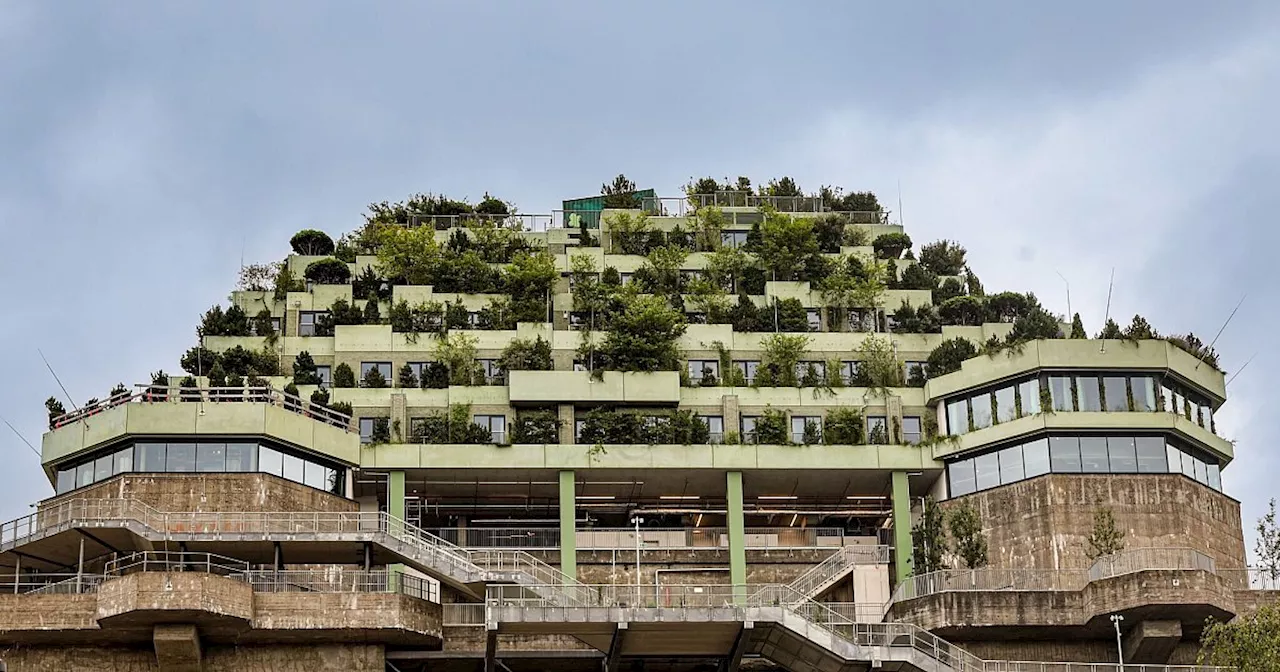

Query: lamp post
[1110,613,1125,668]
[630,515,643,606]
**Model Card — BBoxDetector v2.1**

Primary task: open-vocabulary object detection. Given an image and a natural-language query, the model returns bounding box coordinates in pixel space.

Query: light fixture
[660,495,699,500]
[757,495,798,500]
[695,513,703,527]
[845,495,887,500]
[577,495,615,500]
[789,513,799,526]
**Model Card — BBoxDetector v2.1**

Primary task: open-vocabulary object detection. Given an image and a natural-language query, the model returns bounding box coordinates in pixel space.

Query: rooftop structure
[4,178,1274,671]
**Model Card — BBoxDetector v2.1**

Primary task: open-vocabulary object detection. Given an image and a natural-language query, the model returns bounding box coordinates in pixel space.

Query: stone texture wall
[0,644,383,672]
[941,474,1245,570]
[40,473,356,513]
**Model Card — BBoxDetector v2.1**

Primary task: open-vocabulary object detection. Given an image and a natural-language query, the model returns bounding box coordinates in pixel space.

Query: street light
[1110,613,1125,667]
[630,515,644,606]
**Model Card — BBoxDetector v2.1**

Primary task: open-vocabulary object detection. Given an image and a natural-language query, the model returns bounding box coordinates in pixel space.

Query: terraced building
[3,183,1274,671]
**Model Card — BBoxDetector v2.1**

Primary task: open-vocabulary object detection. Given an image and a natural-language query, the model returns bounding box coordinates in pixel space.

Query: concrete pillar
[389,470,406,589]
[891,471,913,584]
[153,624,201,672]
[558,404,575,444]
[727,471,746,603]
[1124,619,1183,664]
[390,392,407,442]
[559,470,577,583]
[722,395,740,442]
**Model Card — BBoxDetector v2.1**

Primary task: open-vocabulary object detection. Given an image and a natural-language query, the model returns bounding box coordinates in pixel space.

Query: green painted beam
[389,470,406,589]
[559,470,577,583]
[727,471,746,603]
[891,471,913,584]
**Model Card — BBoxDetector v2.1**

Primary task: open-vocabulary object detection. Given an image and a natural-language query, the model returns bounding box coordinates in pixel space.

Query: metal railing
[49,384,352,432]
[891,568,1089,604]
[444,602,486,626]
[639,197,691,218]
[233,569,439,601]
[1088,547,1216,581]
[786,545,891,599]
[5,573,106,595]
[488,583,739,610]
[104,551,250,577]
[690,192,824,212]
[1218,567,1280,591]
[821,601,889,623]
[432,527,861,551]
[406,213,554,232]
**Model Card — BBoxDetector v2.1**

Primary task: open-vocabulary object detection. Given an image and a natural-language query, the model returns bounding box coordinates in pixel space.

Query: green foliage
[856,335,904,390]
[1085,508,1126,560]
[290,229,335,256]
[754,407,790,445]
[761,176,803,198]
[180,345,219,375]
[479,298,517,331]
[812,214,848,253]
[898,263,938,291]
[370,418,391,444]
[197,304,250,337]
[272,264,305,302]
[600,294,687,372]
[1097,318,1122,339]
[304,257,351,285]
[475,191,511,215]
[207,361,227,388]
[749,211,821,282]
[45,397,66,429]
[352,266,390,302]
[693,206,725,250]
[333,362,355,388]
[362,365,388,389]
[760,333,809,387]
[1198,603,1280,670]
[574,408,709,445]
[938,296,989,326]
[948,500,988,569]
[1005,303,1063,342]
[872,232,912,260]
[638,245,689,297]
[964,268,984,297]
[309,387,330,408]
[512,409,561,443]
[328,401,353,417]
[362,298,382,324]
[987,292,1034,323]
[1166,332,1220,370]
[818,186,881,213]
[397,363,418,389]
[373,224,441,285]
[892,302,942,334]
[252,309,276,337]
[433,332,481,385]
[1256,499,1280,583]
[933,277,966,304]
[927,337,979,378]
[292,351,320,385]
[410,404,492,444]
[601,174,640,209]
[912,496,949,574]
[773,297,810,332]
[819,256,886,323]
[419,362,449,389]
[1122,314,1159,339]
[918,240,967,276]
[498,336,554,372]
[823,408,864,445]
[605,211,652,255]
[1070,313,1087,338]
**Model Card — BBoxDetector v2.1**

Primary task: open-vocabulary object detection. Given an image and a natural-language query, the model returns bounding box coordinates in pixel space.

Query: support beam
[727,471,746,603]
[75,528,120,554]
[153,624,202,672]
[891,471,913,584]
[604,622,627,672]
[719,622,752,672]
[484,627,498,672]
[389,470,406,589]
[559,470,577,583]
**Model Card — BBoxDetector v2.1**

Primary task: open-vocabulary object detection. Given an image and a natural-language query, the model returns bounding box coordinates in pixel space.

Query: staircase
[785,544,888,601]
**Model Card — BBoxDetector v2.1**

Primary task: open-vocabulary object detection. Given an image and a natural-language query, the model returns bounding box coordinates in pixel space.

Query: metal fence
[443,602,486,626]
[104,551,250,577]
[406,213,555,232]
[1088,547,1216,581]
[233,569,439,602]
[5,573,106,595]
[892,568,1089,604]
[1218,567,1280,590]
[432,527,866,551]
[49,384,352,432]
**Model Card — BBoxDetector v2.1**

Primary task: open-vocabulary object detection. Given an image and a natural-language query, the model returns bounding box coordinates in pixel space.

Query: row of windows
[945,373,1217,436]
[687,359,925,386]
[947,434,1222,498]
[359,415,510,444]
[54,441,345,496]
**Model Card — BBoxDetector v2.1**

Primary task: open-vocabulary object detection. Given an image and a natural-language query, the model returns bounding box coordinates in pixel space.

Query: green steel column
[559,470,577,583]
[891,471,913,584]
[727,471,746,603]
[389,471,406,590]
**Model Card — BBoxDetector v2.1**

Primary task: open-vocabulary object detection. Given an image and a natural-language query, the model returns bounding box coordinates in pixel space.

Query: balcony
[508,370,680,404]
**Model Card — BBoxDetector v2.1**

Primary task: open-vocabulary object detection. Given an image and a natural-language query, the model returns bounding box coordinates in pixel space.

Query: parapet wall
[38,473,356,514]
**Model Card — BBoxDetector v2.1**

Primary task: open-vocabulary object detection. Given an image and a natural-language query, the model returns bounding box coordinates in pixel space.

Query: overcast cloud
[1,1,1275,554]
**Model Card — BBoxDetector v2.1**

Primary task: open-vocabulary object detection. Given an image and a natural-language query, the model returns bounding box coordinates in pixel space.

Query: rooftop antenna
[897,179,904,227]
[38,349,80,414]
[1054,270,1072,322]
[1099,268,1115,354]
[1196,294,1246,371]
[0,415,42,458]
[1226,351,1258,387]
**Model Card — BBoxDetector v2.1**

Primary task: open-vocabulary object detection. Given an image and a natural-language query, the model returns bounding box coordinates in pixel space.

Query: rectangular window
[359,418,376,444]
[1199,402,1214,432]
[1076,376,1101,411]
[1049,436,1081,473]
[304,460,328,490]
[806,309,821,332]
[946,399,968,435]
[741,416,759,444]
[975,452,1001,491]
[1048,376,1073,412]
[949,459,977,497]
[316,366,332,387]
[866,416,888,444]
[1181,451,1196,479]
[998,446,1024,485]
[56,469,75,494]
[902,417,922,445]
[971,392,993,430]
[574,419,587,443]
[841,361,860,386]
[1103,377,1129,412]
[282,454,305,483]
[791,416,821,444]
[94,454,113,483]
[226,443,257,472]
[360,361,392,384]
[113,446,134,475]
[720,231,749,249]
[1167,442,1183,474]
[1161,382,1175,413]
[1019,378,1041,416]
[259,446,284,477]
[904,361,926,385]
[1079,437,1109,473]
[734,360,760,385]
[1206,463,1222,491]
[685,311,708,324]
[688,360,720,383]
[475,415,507,443]
[196,443,226,472]
[167,444,196,472]
[137,442,166,471]
[1023,438,1050,478]
[299,311,323,337]
[1193,457,1207,484]
[477,359,503,384]
[1107,436,1137,472]
[1132,377,1156,412]
[1136,437,1167,473]
[1174,390,1187,418]
[795,361,826,382]
[700,415,725,443]
[76,462,93,488]
[994,386,1016,423]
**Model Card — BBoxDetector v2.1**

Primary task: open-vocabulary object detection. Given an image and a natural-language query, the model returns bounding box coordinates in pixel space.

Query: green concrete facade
[892,471,912,583]
[727,470,746,602]
[558,470,576,582]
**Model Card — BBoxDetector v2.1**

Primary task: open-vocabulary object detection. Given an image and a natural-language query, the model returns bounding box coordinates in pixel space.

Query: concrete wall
[941,474,1245,570]
[0,644,384,672]
[40,473,357,513]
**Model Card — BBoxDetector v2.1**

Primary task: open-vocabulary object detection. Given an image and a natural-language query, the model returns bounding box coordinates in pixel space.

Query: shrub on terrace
[926,337,978,378]
[498,336,554,372]
[290,229,335,256]
[512,410,561,444]
[872,233,912,260]
[600,294,686,372]
[823,408,864,445]
[304,258,351,285]
[918,240,967,276]
[332,363,355,388]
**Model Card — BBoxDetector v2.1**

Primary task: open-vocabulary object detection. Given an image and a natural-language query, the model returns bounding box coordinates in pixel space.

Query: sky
[1,2,1277,555]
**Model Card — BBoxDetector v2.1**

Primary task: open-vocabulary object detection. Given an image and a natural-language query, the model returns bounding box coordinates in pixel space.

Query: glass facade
[947,434,1222,497]
[54,440,345,496]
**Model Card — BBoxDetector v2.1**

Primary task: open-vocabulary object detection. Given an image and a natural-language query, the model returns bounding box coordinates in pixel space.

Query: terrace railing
[49,384,353,432]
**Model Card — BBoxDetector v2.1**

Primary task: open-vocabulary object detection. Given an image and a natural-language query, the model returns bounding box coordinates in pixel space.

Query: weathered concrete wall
[96,573,254,624]
[955,640,1118,663]
[252,592,441,641]
[0,646,159,671]
[0,594,99,639]
[40,473,355,513]
[942,474,1245,570]
[0,644,383,672]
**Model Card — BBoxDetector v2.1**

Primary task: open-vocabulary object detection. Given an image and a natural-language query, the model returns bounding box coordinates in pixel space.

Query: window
[1019,378,1041,416]
[700,415,724,443]
[304,461,328,490]
[806,309,821,332]
[1023,438,1050,478]
[1049,437,1081,473]
[475,415,507,443]
[477,359,503,384]
[360,361,392,384]
[76,462,93,488]
[795,361,826,382]
[1136,437,1166,473]
[137,442,166,471]
[569,312,588,330]
[686,311,707,324]
[620,273,634,286]
[741,416,759,444]
[688,360,720,383]
[791,416,821,444]
[167,444,196,472]
[1107,436,1137,472]
[1132,377,1156,412]
[316,366,332,387]
[299,311,324,337]
[735,360,760,385]
[721,231,749,249]
[113,446,134,475]
[1104,377,1129,412]
[999,447,1024,484]
[1161,382,1176,413]
[1166,442,1182,474]
[1076,376,1101,411]
[902,417,922,445]
[94,454,113,482]
[574,419,587,443]
[847,309,875,332]
[1206,463,1222,490]
[1199,402,1214,431]
[226,443,256,472]
[196,443,226,472]
[1048,376,1073,412]
[866,416,888,444]
[971,392,992,430]
[1174,390,1186,418]
[282,454,305,483]
[1079,437,1109,473]
[841,361,860,386]
[946,399,968,435]
[259,446,284,477]
[975,452,1001,491]
[56,469,74,494]
[359,418,377,444]
[904,361,926,384]
[949,460,976,497]
[994,386,1016,423]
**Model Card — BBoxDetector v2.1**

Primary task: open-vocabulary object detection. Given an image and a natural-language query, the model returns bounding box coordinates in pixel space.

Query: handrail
[404,213,554,232]
[1088,547,1215,581]
[48,384,353,432]
[105,550,250,576]
[434,526,858,550]
[786,545,890,599]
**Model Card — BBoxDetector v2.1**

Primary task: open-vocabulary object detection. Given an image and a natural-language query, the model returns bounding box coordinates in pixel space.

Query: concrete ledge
[250,592,442,644]
[96,573,254,627]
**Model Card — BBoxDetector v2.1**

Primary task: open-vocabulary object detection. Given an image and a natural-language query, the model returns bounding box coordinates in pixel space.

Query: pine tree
[1086,508,1126,560]
[912,496,949,574]
[1257,499,1280,582]
[949,500,988,569]
[1070,313,1086,339]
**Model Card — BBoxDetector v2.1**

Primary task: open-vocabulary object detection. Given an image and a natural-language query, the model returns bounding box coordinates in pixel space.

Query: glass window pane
[1049,376,1073,412]
[283,454,305,483]
[971,393,992,430]
[1206,463,1222,491]
[1175,391,1187,418]
[1023,438,1050,478]
[974,452,1000,491]
[949,460,976,497]
[167,444,196,472]
[304,460,326,490]
[999,447,1025,485]
[1107,436,1138,472]
[1136,437,1167,473]
[946,399,969,435]
[1167,443,1182,473]
[1181,451,1196,478]
[1132,377,1156,412]
[1194,457,1207,484]
[1079,437,1109,473]
[327,467,344,495]
[1104,377,1129,412]
[1161,383,1175,413]
[196,443,226,472]
[137,442,166,471]
[1200,403,1213,431]
[113,447,133,475]
[94,455,113,483]
[1019,379,1041,416]
[76,462,94,487]
[1050,437,1081,473]
[1077,377,1101,412]
[995,387,1016,423]
[226,443,257,472]
[902,417,922,445]
[56,469,75,494]
[259,446,284,477]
